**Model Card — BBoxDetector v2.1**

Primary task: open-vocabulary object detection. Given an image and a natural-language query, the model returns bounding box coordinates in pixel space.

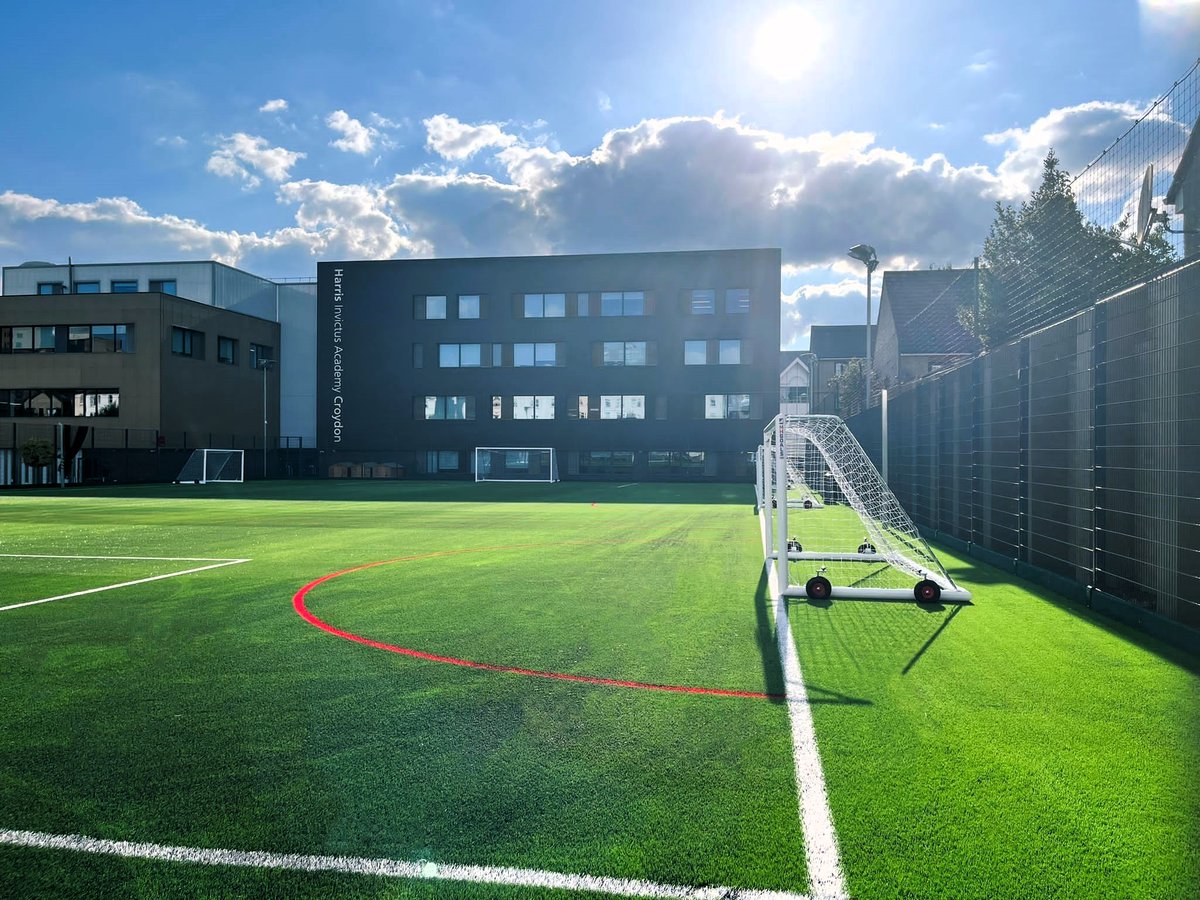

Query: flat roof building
[0,289,279,485]
[318,249,781,480]
[2,260,315,446]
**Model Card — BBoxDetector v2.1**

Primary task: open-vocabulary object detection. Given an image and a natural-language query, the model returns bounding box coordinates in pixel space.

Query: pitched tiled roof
[878,269,982,355]
[809,324,868,360]
[779,351,811,373]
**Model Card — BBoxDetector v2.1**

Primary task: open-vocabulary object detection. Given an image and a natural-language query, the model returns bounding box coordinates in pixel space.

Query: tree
[19,438,55,485]
[826,359,870,418]
[960,150,1176,347]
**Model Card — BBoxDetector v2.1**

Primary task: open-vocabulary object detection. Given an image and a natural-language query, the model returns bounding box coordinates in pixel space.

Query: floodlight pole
[259,359,276,479]
[848,244,879,413]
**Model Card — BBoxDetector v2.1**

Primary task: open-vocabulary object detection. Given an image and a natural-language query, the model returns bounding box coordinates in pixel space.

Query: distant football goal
[474,447,559,483]
[176,449,244,484]
[759,415,970,603]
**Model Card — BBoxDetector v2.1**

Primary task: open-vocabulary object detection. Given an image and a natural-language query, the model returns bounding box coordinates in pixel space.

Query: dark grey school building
[318,249,781,480]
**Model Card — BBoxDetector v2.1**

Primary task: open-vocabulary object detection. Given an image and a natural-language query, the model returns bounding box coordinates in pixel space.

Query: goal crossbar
[176,449,244,484]
[474,447,559,483]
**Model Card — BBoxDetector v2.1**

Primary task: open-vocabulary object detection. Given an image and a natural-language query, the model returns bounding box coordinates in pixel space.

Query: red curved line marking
[293,546,782,701]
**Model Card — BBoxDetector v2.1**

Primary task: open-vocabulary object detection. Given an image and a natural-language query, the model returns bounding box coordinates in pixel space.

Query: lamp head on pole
[847,243,878,273]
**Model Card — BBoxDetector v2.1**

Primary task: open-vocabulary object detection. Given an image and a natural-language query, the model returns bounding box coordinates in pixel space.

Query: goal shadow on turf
[901,604,966,675]
[756,566,875,706]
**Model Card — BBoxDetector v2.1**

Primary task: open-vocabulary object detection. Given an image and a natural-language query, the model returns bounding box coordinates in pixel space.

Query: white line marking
[0,554,241,562]
[0,559,250,612]
[761,512,848,900]
[616,482,639,489]
[0,829,810,900]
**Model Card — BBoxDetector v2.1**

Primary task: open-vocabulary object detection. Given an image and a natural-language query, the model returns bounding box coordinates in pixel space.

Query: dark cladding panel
[316,250,781,477]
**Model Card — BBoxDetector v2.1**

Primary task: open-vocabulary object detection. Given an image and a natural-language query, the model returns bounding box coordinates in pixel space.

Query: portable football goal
[759,415,970,603]
[175,449,244,484]
[474,447,559,483]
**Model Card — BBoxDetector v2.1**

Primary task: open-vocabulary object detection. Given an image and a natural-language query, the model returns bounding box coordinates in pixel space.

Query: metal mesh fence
[0,424,314,485]
[889,58,1199,361]
[849,256,1200,632]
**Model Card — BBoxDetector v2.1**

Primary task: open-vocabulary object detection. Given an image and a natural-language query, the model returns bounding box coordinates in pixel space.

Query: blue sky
[1,0,1197,347]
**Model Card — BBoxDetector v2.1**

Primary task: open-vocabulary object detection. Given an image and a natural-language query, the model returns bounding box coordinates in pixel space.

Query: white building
[779,352,811,416]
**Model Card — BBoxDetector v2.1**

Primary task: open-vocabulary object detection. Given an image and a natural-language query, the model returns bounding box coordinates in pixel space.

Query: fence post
[1018,338,1031,567]
[1092,303,1108,597]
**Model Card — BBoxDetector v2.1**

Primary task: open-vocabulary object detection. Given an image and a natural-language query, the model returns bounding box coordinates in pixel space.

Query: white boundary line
[0,554,241,561]
[0,828,809,900]
[0,558,250,613]
[761,512,849,900]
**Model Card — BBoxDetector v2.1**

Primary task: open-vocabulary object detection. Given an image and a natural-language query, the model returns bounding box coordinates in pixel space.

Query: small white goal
[176,449,244,484]
[474,447,559,483]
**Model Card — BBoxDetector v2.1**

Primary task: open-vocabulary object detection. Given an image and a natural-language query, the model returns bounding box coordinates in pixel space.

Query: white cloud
[0,190,278,265]
[1139,0,1200,36]
[423,114,517,160]
[206,133,305,190]
[984,100,1185,198]
[156,135,187,147]
[963,51,996,76]
[9,102,1158,305]
[326,110,379,155]
[259,98,288,113]
[276,179,429,258]
[0,185,425,272]
[597,91,612,113]
[369,112,403,129]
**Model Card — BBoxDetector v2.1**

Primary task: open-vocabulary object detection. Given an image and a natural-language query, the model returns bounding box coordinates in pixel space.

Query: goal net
[474,447,559,483]
[759,415,970,602]
[176,449,244,484]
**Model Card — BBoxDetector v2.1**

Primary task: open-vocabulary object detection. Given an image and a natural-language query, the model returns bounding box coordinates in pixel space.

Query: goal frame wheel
[857,541,877,555]
[914,579,942,603]
[805,576,832,600]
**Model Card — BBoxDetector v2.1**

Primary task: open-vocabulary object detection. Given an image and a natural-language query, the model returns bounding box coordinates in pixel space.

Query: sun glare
[752,5,826,82]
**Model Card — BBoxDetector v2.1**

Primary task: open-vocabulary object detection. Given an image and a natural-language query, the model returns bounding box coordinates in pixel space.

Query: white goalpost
[474,447,559,483]
[759,415,971,603]
[176,449,245,484]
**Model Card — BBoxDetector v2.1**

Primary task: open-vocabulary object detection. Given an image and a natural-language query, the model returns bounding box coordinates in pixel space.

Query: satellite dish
[1136,164,1154,246]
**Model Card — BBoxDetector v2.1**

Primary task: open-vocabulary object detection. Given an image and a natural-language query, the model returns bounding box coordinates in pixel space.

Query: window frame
[689,290,715,315]
[458,295,481,319]
[170,326,203,359]
[217,335,238,365]
[725,288,751,314]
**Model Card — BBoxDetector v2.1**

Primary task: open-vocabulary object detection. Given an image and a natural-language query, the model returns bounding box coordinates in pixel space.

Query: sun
[752,5,827,82]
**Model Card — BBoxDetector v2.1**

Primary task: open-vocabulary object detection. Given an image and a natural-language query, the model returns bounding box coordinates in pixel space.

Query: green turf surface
[0,482,804,898]
[791,547,1200,899]
[0,481,1196,899]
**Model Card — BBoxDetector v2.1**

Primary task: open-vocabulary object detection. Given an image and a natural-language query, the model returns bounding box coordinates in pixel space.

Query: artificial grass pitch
[0,481,1196,899]
[790,547,1200,900]
[0,482,805,897]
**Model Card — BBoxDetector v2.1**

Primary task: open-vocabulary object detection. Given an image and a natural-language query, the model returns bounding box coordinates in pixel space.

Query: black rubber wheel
[803,499,813,509]
[805,576,832,600]
[914,579,942,603]
[857,541,877,555]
